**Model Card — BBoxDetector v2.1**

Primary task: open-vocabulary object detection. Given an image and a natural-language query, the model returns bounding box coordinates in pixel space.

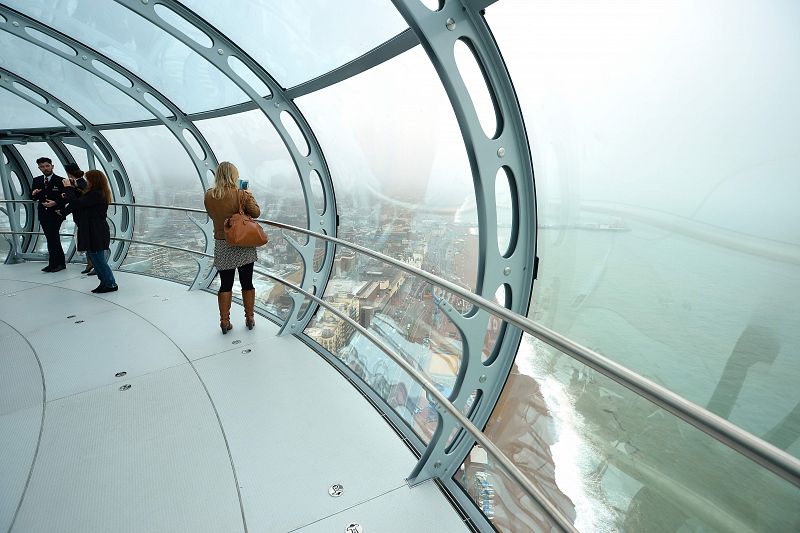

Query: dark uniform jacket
[62,189,110,252]
[31,173,67,222]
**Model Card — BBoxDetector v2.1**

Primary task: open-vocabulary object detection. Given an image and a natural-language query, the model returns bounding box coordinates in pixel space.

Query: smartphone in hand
[238,178,249,190]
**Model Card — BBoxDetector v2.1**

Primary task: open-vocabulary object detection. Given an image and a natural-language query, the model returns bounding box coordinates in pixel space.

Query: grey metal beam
[113,0,337,335]
[389,0,539,509]
[285,29,420,99]
[0,67,134,268]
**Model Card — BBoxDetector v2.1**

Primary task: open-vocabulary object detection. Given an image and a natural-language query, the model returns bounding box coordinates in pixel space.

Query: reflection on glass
[487,0,800,454]
[458,334,800,532]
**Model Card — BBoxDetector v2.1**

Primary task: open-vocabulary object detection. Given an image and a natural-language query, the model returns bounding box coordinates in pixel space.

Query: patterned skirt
[214,239,257,271]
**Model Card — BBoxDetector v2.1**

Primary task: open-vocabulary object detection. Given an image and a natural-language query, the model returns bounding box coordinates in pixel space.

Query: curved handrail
[0,228,578,531]
[3,199,799,487]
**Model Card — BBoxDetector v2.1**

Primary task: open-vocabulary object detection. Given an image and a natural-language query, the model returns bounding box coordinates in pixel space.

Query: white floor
[0,262,470,533]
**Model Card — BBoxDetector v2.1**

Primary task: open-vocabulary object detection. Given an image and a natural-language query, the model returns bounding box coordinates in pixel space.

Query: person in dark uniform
[30,157,67,272]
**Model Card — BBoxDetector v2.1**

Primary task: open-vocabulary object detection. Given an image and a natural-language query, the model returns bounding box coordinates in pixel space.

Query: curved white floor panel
[0,263,469,533]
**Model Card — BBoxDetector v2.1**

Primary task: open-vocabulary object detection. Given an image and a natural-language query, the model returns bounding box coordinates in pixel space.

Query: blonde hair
[84,170,113,204]
[209,161,239,199]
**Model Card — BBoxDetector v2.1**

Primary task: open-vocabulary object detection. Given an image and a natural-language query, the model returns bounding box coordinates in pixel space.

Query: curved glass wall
[1,2,798,532]
[485,0,800,449]
[104,126,204,284]
[0,32,151,124]
[4,0,249,115]
[456,0,800,530]
[297,46,486,439]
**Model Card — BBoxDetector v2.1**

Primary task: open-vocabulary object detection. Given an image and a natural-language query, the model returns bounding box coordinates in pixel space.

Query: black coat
[31,173,67,222]
[62,189,111,252]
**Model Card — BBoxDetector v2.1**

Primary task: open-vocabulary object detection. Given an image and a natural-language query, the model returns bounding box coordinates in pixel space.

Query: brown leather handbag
[224,190,268,247]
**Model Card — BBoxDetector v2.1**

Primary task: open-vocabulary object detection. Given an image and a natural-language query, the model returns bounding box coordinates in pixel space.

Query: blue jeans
[86,250,116,288]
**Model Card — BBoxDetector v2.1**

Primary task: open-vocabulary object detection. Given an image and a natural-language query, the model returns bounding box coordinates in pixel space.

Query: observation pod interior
[1,1,799,533]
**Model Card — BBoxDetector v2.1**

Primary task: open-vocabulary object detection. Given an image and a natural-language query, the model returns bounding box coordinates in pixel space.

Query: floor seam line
[285,483,409,533]
[1,319,47,533]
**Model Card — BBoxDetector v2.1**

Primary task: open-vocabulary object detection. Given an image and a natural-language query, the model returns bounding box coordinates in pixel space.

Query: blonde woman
[204,162,261,333]
[61,170,117,293]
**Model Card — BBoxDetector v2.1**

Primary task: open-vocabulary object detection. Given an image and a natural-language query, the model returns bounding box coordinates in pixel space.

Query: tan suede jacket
[204,187,261,240]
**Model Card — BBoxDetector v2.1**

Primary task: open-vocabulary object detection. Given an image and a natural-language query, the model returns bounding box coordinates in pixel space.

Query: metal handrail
[3,199,799,487]
[0,228,578,531]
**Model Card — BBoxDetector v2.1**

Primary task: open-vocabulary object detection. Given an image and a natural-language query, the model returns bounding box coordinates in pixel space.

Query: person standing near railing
[63,163,95,276]
[204,161,261,334]
[58,170,118,293]
[30,157,67,272]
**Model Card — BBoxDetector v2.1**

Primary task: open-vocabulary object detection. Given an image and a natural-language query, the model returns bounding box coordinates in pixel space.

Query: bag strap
[237,189,246,215]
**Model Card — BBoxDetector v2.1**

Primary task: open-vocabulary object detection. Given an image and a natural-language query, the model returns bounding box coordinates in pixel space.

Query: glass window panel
[4,0,249,114]
[0,90,61,129]
[305,265,468,442]
[102,126,206,281]
[488,0,800,454]
[179,0,409,87]
[295,47,478,289]
[457,334,800,532]
[0,32,151,124]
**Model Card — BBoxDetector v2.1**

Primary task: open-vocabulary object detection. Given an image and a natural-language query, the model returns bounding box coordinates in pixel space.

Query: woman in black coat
[63,163,94,275]
[61,170,118,293]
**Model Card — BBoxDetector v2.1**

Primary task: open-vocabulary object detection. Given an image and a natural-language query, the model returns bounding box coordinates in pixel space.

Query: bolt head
[497,147,506,158]
[445,18,456,31]
[217,48,224,55]
[503,266,511,276]
[433,461,442,469]
[479,374,487,383]
[12,21,20,27]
